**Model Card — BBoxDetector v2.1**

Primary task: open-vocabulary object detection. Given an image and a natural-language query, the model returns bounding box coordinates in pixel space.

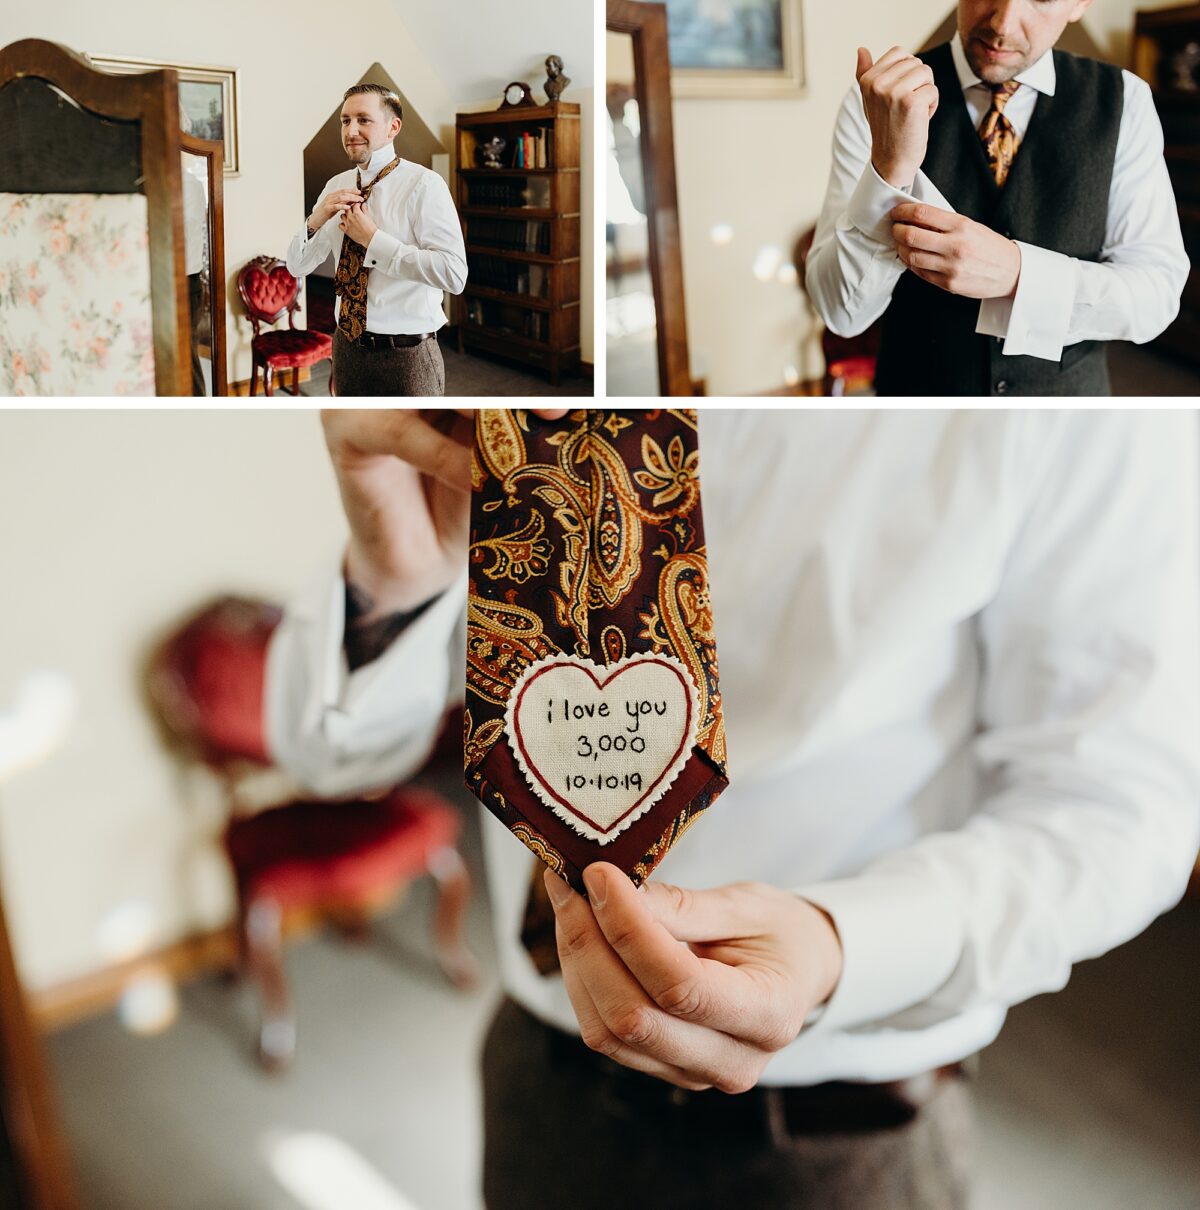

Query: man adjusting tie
[287,83,467,396]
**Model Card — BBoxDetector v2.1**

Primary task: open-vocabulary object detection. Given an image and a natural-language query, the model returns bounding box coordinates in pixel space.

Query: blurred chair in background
[145,596,477,1071]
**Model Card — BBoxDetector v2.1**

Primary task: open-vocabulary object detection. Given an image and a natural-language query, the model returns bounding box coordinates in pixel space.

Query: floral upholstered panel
[0,193,156,396]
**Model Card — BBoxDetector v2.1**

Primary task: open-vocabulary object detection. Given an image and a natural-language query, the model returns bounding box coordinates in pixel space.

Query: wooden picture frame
[607,0,692,396]
[666,0,805,97]
[88,54,241,174]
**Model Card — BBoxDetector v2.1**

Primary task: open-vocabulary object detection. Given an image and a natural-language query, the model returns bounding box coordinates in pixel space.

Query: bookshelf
[1133,5,1200,366]
[454,101,581,384]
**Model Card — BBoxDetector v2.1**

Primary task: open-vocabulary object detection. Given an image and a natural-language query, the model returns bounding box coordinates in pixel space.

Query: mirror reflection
[606,31,660,397]
[182,150,213,395]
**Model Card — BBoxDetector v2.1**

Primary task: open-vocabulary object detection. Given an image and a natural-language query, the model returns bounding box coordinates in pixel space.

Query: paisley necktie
[333,156,401,341]
[979,81,1021,188]
[464,409,729,972]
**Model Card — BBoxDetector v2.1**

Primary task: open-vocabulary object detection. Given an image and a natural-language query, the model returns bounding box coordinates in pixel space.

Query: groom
[286,83,467,396]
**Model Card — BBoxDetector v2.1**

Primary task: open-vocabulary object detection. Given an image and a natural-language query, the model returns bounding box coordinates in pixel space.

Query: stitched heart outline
[505,652,700,845]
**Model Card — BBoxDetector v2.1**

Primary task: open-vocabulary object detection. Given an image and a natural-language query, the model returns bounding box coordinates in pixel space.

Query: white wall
[668,1,1156,395]
[0,412,346,990]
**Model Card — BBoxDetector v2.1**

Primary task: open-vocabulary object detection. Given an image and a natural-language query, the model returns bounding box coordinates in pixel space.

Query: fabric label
[505,652,700,845]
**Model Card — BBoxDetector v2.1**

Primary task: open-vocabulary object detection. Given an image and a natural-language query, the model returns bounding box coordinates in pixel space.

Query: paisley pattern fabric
[979,82,1021,188]
[465,410,729,966]
[333,157,401,341]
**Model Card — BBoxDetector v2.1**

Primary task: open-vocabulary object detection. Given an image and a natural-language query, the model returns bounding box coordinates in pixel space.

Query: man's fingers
[892,221,946,254]
[855,47,873,82]
[890,202,956,232]
[551,871,765,1092]
[555,904,712,1091]
[584,865,797,1051]
[869,56,934,100]
[331,410,472,490]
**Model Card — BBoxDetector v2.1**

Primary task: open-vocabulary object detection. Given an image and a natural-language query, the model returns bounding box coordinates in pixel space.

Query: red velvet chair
[794,227,881,395]
[236,256,333,396]
[146,596,477,1071]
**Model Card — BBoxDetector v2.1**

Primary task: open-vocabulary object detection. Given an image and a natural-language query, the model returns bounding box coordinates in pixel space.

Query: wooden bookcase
[1133,5,1200,366]
[454,102,581,384]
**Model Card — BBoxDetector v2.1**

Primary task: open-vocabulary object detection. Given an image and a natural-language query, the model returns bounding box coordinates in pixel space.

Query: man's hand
[341,202,379,248]
[856,47,939,190]
[309,188,364,231]
[546,863,844,1093]
[891,203,1021,299]
[320,410,567,622]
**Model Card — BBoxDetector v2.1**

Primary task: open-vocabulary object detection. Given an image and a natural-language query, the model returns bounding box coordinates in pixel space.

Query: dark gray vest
[874,43,1123,397]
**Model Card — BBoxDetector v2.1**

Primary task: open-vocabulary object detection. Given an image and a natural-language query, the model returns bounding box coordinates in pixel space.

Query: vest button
[995,380,1009,395]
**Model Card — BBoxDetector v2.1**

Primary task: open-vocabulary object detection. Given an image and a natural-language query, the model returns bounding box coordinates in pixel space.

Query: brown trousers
[331,329,445,397]
[482,998,974,1210]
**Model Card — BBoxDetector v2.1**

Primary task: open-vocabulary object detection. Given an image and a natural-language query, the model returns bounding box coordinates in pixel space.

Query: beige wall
[669,1,1156,395]
[0,412,345,990]
[5,0,594,383]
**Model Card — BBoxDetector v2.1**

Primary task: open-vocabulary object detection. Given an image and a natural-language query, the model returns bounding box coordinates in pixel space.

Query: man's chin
[344,145,370,163]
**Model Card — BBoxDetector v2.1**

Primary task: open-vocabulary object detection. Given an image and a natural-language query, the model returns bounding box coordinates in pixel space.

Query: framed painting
[87,54,241,173]
[665,0,804,97]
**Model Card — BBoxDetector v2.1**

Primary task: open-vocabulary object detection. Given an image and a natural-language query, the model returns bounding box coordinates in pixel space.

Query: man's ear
[391,117,403,142]
[1067,0,1095,24]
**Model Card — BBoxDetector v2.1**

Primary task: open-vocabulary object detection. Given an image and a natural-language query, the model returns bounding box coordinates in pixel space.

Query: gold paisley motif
[512,823,564,873]
[463,709,506,769]
[639,550,726,766]
[466,595,558,706]
[476,409,527,482]
[472,510,553,583]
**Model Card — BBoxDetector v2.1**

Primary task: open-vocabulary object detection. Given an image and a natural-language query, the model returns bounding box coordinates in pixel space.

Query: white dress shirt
[265,411,1200,1086]
[806,34,1189,363]
[286,142,467,335]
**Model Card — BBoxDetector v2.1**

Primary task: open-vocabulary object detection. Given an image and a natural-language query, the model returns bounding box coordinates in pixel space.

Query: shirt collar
[359,142,399,183]
[949,30,1056,97]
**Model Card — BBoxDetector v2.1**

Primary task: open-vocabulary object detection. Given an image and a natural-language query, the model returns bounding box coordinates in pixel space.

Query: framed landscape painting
[88,54,241,173]
[665,0,804,97]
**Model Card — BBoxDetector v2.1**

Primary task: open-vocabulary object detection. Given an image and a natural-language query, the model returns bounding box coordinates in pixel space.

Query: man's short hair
[343,83,403,123]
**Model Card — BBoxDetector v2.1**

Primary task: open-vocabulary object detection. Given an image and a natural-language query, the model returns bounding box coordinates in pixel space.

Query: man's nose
[987,0,1022,40]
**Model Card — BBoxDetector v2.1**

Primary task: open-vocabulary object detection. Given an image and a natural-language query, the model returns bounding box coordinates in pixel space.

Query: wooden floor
[40,771,1200,1209]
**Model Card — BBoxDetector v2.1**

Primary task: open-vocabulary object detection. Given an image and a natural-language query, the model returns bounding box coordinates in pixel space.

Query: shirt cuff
[846,164,957,248]
[796,872,962,1033]
[976,242,1075,362]
[364,230,404,271]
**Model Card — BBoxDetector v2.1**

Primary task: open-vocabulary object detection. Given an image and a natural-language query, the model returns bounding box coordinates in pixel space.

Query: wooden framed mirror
[606,0,693,396]
[180,133,227,396]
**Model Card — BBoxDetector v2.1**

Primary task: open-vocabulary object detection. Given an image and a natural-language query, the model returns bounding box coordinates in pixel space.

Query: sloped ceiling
[386,0,593,105]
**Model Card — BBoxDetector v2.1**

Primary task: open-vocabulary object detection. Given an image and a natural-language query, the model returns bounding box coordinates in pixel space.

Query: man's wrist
[343,578,446,672]
[872,156,916,191]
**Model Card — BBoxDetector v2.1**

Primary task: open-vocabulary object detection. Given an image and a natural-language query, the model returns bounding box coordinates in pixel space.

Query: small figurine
[544,54,570,103]
[480,136,507,168]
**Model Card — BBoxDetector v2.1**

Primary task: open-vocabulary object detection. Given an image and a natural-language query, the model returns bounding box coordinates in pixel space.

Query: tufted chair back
[237,255,301,335]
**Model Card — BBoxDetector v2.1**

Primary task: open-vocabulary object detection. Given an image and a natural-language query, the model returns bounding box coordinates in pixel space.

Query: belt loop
[765,1086,790,1147]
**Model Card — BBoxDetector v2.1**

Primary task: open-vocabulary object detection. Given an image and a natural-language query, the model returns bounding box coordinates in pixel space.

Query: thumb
[856,46,873,82]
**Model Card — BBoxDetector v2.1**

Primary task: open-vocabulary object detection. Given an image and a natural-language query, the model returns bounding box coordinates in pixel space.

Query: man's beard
[963,29,1032,82]
[344,141,371,164]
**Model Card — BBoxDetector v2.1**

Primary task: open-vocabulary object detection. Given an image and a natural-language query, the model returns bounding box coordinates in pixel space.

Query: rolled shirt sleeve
[265,551,467,799]
[798,412,1200,1034]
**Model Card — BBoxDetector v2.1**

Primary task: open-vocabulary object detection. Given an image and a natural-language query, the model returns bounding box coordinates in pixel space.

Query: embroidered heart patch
[505,652,700,845]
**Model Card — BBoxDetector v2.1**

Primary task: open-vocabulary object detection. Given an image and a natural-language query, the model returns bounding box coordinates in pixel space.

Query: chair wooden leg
[429,846,479,990]
[244,896,295,1072]
[250,358,260,397]
[263,364,274,397]
[292,366,301,396]
[327,358,335,396]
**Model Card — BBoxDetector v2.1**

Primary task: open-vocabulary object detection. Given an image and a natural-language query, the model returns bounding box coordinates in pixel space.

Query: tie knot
[988,80,1020,111]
